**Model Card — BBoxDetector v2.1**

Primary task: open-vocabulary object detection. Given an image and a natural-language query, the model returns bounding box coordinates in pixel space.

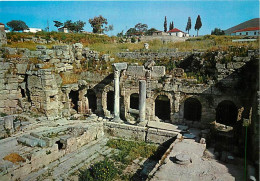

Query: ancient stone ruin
[0,39,259,180]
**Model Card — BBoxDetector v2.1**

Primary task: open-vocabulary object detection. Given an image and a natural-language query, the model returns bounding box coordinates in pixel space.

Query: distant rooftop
[232,27,260,33]
[167,28,183,33]
[225,18,260,35]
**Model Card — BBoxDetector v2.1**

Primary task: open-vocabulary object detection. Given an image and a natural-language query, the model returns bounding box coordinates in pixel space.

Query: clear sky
[0,1,259,36]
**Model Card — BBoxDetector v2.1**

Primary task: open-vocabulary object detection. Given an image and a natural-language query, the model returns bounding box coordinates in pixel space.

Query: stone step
[24,137,109,181]
[17,135,47,147]
[53,145,111,179]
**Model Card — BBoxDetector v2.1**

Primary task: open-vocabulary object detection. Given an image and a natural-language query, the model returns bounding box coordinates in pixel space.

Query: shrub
[131,37,136,43]
[79,158,118,181]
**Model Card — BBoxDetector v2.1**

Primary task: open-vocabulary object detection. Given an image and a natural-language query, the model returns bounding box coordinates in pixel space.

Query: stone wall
[117,51,191,60]
[104,122,179,144]
[0,44,258,129]
[0,29,7,46]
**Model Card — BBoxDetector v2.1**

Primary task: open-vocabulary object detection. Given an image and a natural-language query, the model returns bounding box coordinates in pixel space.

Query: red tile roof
[167,28,184,33]
[233,27,260,33]
[0,23,5,26]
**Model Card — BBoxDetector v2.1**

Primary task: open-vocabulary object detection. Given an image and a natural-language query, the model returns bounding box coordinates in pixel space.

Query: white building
[231,27,259,36]
[24,28,42,33]
[167,28,189,37]
[58,27,69,33]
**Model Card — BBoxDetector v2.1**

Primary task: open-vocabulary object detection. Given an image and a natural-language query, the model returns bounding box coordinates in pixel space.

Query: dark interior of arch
[107,91,114,113]
[155,95,171,121]
[130,93,139,110]
[69,90,79,112]
[184,97,202,121]
[216,100,238,126]
[86,89,97,113]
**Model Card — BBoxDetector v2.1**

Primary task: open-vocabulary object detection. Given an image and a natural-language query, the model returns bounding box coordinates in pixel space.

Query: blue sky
[0,1,259,36]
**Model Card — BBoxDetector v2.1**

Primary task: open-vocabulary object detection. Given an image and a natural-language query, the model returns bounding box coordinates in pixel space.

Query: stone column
[139,80,146,122]
[114,70,120,120]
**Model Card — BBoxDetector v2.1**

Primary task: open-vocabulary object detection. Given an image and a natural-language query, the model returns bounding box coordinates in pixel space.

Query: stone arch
[155,95,171,121]
[69,90,79,112]
[216,100,238,126]
[184,97,202,121]
[152,92,174,121]
[101,85,114,117]
[130,93,139,110]
[85,89,97,113]
[107,91,114,113]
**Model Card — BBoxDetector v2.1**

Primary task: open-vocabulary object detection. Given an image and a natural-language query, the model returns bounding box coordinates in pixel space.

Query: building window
[240,33,242,35]
[246,32,248,35]
[254,32,256,35]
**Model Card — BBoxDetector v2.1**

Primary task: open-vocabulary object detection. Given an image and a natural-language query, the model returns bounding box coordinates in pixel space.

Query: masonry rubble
[0,42,258,181]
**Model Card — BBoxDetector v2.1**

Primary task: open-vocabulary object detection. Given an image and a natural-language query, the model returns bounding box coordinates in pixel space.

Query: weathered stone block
[16,63,28,74]
[126,65,146,77]
[113,63,128,71]
[151,66,165,78]
[4,115,14,129]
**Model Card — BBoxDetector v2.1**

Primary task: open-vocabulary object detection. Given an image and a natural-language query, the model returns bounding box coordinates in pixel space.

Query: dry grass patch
[60,73,79,85]
[3,41,56,51]
[3,153,26,164]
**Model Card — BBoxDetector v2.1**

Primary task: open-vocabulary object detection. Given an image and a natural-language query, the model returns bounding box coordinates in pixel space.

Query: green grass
[106,138,158,165]
[78,139,158,181]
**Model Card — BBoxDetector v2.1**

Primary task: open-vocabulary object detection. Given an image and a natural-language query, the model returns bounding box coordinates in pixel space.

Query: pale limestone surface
[151,139,243,181]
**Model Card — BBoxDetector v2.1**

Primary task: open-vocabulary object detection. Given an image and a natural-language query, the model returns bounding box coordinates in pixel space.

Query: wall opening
[50,95,55,102]
[55,141,64,150]
[155,95,171,121]
[86,89,97,113]
[69,90,79,112]
[107,91,114,113]
[216,100,238,126]
[130,93,139,110]
[21,88,26,98]
[184,98,202,121]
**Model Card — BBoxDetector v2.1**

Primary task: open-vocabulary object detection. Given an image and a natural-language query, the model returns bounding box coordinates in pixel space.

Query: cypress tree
[164,16,167,32]
[195,15,202,36]
[186,17,191,34]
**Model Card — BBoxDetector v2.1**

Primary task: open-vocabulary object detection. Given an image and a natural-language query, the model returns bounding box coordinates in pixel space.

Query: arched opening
[130,93,139,110]
[184,98,202,121]
[216,100,238,126]
[155,95,171,121]
[69,90,79,112]
[107,91,114,113]
[86,89,97,113]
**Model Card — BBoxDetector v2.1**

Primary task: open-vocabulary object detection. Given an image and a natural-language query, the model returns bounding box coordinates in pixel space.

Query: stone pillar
[139,80,146,122]
[114,70,120,120]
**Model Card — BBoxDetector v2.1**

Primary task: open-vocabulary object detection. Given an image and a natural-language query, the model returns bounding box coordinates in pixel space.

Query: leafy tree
[89,15,108,34]
[104,25,114,32]
[195,15,202,36]
[126,28,137,36]
[53,21,63,29]
[6,20,28,32]
[145,28,158,35]
[134,23,148,34]
[74,20,86,32]
[211,28,225,35]
[164,16,167,32]
[117,30,124,37]
[186,17,191,34]
[64,20,74,31]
